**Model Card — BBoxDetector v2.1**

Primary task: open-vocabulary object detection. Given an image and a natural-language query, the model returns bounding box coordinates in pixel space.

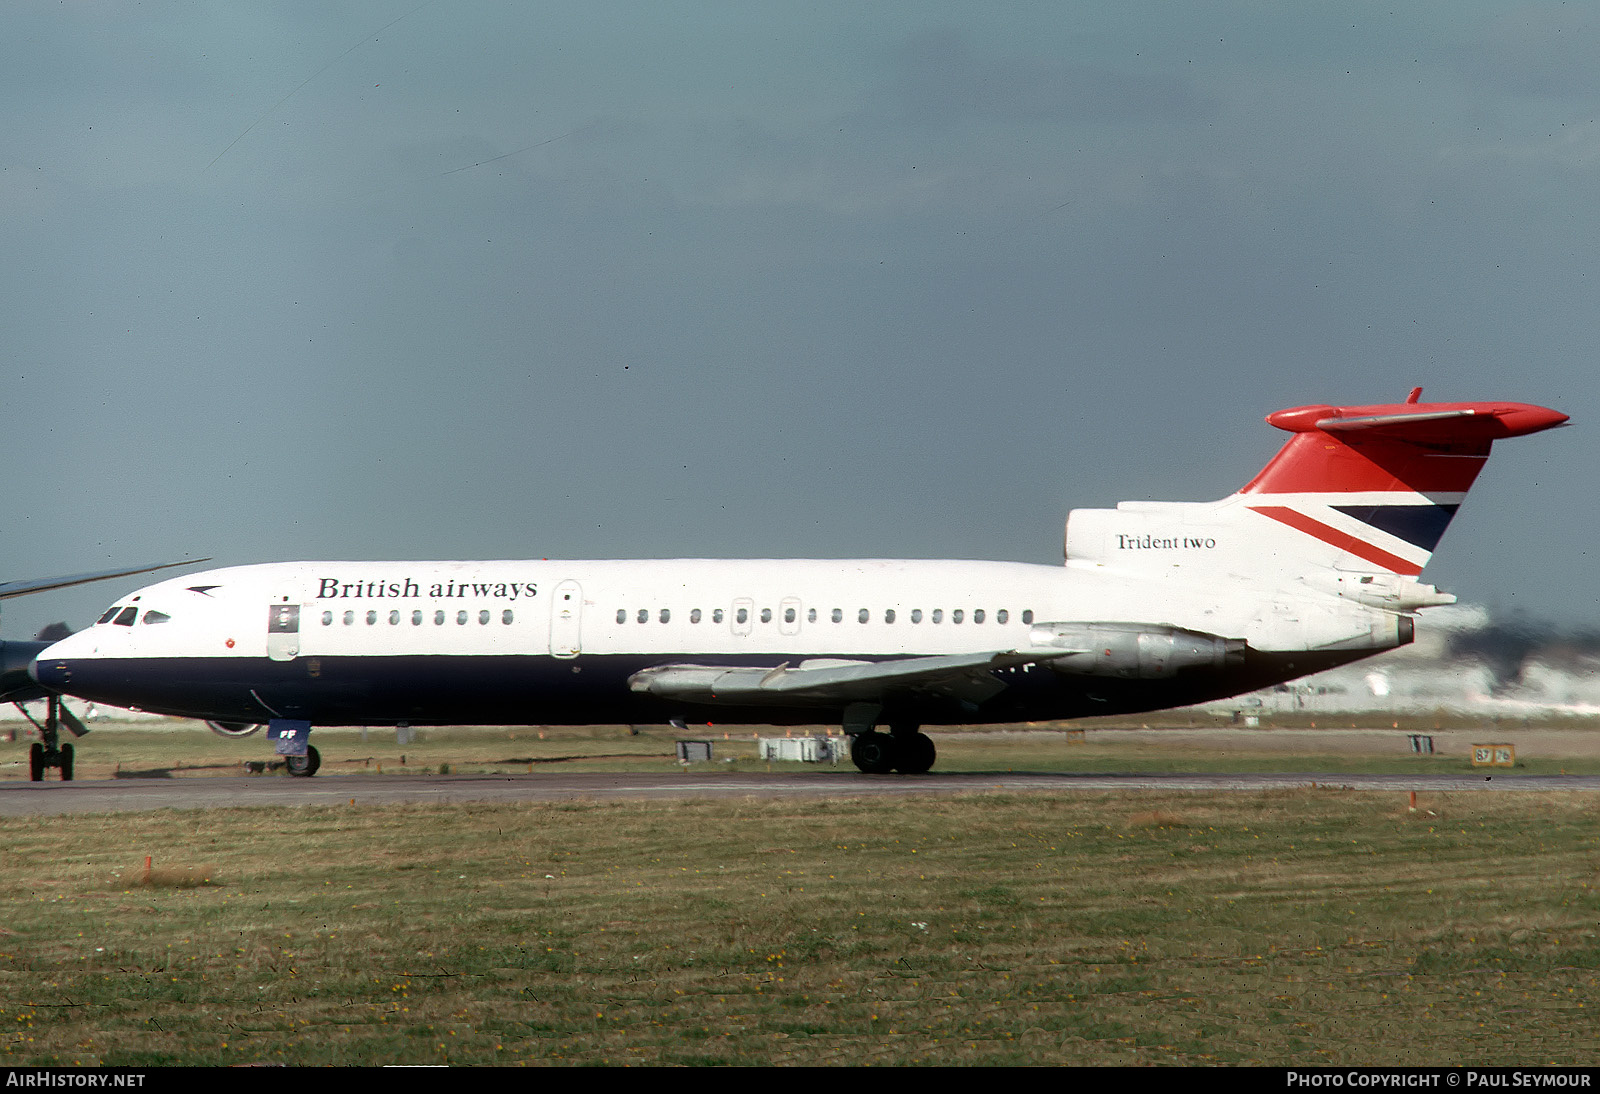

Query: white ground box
[757,736,840,764]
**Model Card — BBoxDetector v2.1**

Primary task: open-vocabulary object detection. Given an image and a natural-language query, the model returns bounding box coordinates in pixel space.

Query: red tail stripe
[1242,434,1488,494]
[1248,506,1424,576]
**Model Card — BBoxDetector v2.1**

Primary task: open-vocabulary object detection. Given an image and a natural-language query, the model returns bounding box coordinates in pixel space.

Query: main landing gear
[849,721,936,775]
[16,695,87,782]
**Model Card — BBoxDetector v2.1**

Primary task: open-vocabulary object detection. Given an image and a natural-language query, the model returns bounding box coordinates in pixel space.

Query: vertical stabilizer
[1064,392,1566,597]
[1237,393,1566,577]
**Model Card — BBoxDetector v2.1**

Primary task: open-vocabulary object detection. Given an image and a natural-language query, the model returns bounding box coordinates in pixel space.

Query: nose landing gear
[284,745,321,778]
[16,695,87,781]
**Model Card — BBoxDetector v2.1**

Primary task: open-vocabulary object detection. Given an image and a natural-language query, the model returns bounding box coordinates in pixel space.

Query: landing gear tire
[894,732,936,775]
[850,731,897,774]
[59,742,74,782]
[29,742,44,782]
[285,745,321,778]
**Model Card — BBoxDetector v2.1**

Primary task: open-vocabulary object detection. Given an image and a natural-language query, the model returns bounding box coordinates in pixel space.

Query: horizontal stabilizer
[1265,398,1567,442]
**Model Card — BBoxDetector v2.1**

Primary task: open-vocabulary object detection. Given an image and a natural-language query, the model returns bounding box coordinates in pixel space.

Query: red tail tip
[1267,399,1567,438]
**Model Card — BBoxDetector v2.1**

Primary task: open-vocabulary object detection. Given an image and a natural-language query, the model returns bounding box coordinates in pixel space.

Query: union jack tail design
[1064,390,1567,598]
[1238,389,1567,577]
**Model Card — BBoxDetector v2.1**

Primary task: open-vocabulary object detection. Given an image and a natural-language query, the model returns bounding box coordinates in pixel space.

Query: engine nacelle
[1029,622,1246,679]
[206,720,263,738]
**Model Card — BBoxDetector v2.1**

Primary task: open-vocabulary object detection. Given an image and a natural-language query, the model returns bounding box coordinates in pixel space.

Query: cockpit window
[113,606,138,626]
[97,607,121,625]
[142,610,171,625]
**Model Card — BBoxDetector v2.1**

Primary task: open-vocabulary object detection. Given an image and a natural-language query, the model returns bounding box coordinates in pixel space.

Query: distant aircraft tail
[1065,390,1567,608]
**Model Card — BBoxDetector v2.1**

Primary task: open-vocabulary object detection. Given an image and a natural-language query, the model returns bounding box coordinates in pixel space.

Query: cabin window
[713,608,724,623]
[502,610,514,624]
[344,611,355,626]
[321,611,333,626]
[884,609,896,623]
[113,606,138,626]
[457,610,468,625]
[996,609,1009,624]
[412,610,423,626]
[784,607,796,624]
[952,609,964,624]
[617,609,626,624]
[1022,610,1034,624]
[389,610,401,625]
[760,608,772,624]
[858,608,869,623]
[436,611,445,625]
[637,609,648,624]
[690,609,701,623]
[973,609,985,624]
[366,610,378,625]
[736,608,748,625]
[659,608,670,623]
[479,610,490,625]
[932,609,943,623]
[143,610,171,625]
[911,609,922,624]
[831,608,842,623]
[807,608,817,623]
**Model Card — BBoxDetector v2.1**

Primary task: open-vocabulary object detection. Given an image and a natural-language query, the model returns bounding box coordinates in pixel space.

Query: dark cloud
[0,3,1593,640]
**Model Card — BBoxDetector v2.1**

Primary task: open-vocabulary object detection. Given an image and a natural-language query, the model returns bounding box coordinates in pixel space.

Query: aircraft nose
[28,633,80,691]
[29,654,66,690]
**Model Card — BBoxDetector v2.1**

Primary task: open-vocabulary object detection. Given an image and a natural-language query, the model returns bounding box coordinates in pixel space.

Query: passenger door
[266,602,300,662]
[550,580,582,658]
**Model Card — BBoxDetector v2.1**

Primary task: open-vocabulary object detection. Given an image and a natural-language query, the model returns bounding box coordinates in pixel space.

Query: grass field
[4,784,1600,1065]
[5,719,1600,1065]
[6,715,1600,780]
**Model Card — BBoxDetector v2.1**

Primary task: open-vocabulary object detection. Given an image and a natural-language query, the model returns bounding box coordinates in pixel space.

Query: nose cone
[29,633,83,692]
[29,652,66,691]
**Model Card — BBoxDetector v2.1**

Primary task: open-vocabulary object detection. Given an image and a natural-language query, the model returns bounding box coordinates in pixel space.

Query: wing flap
[628,649,1048,707]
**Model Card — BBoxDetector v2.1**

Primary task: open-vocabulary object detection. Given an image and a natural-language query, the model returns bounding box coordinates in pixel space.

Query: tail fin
[1065,391,1566,601]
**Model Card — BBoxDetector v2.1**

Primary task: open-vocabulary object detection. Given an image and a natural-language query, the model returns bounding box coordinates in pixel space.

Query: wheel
[285,744,321,778]
[850,731,897,774]
[29,742,44,782]
[894,732,936,775]
[59,742,73,781]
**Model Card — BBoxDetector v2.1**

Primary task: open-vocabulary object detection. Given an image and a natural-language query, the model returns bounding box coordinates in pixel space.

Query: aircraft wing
[628,648,1077,708]
[0,558,209,601]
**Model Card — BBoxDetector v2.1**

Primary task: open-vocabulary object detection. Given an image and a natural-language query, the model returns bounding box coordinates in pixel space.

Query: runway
[3,769,1599,816]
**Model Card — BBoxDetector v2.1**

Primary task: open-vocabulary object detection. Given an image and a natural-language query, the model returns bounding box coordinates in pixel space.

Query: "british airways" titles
[316,578,539,601]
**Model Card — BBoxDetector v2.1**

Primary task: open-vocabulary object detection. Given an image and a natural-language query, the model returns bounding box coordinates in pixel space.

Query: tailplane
[1065,390,1567,603]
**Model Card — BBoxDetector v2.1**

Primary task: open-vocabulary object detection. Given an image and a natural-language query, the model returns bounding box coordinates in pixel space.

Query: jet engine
[205,720,263,738]
[1030,622,1246,679]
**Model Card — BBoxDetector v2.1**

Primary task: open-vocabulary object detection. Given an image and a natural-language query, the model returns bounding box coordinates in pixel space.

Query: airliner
[28,392,1566,777]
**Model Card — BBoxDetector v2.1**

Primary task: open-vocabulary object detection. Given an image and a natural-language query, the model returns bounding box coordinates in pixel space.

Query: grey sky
[3,2,1595,638]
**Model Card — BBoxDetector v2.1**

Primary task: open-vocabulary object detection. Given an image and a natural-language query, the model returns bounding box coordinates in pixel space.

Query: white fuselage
[31,556,1400,729]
